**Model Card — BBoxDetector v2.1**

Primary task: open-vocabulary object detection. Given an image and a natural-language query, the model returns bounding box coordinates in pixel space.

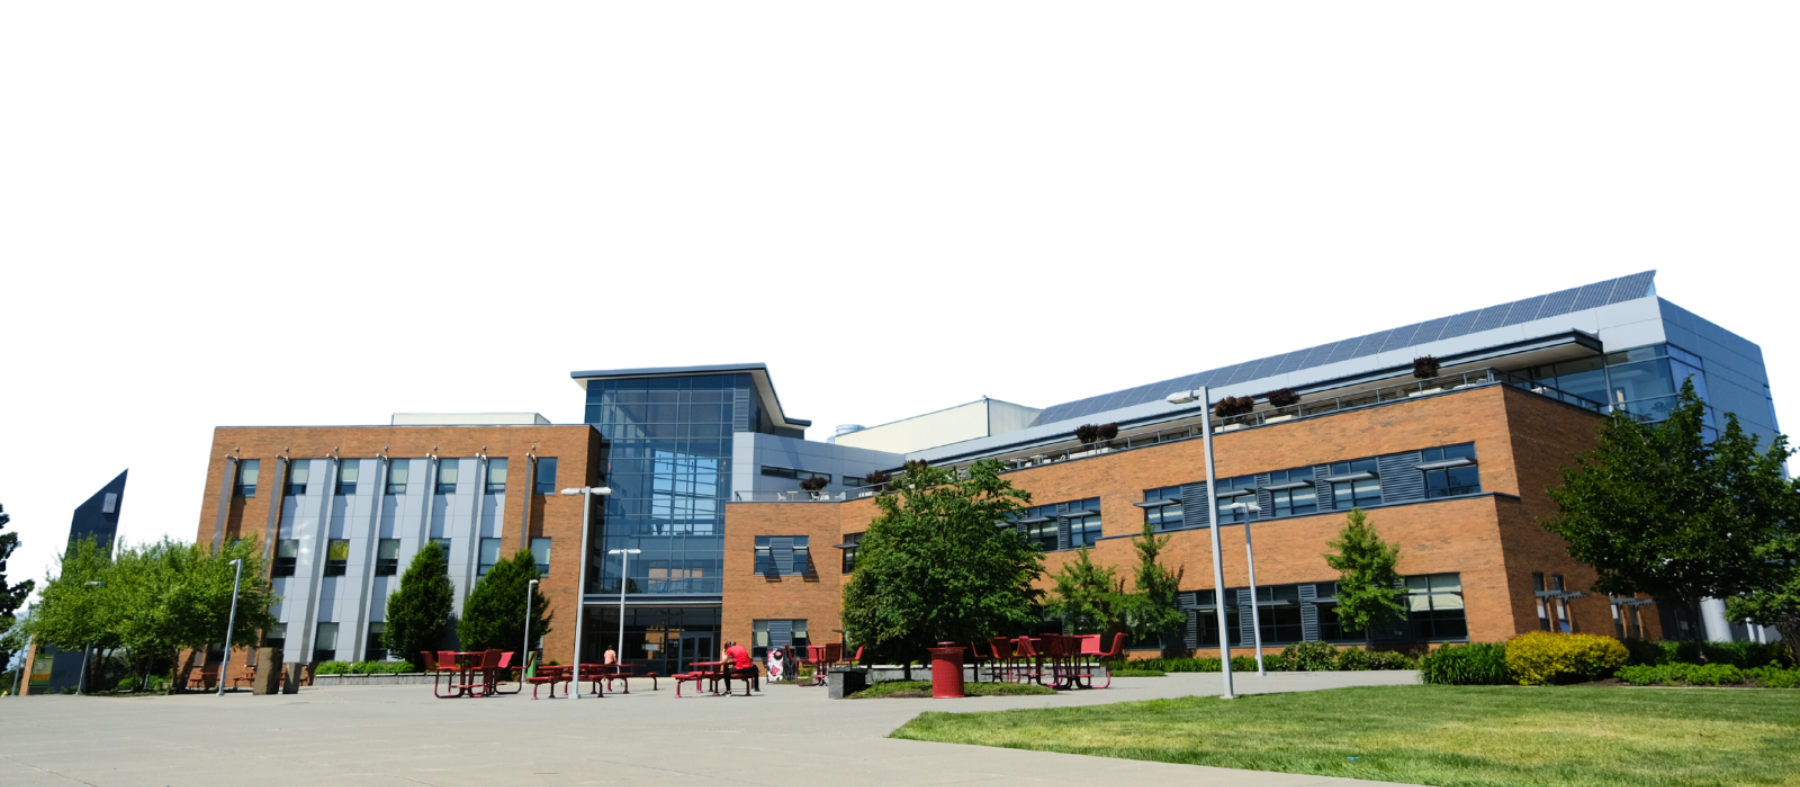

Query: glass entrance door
[677,632,714,672]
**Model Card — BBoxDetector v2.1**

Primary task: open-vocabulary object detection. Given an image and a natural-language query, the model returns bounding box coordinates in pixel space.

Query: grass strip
[891,685,1800,787]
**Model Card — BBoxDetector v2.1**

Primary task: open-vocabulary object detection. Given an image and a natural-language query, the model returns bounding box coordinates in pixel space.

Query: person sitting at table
[603,647,618,666]
[721,641,758,694]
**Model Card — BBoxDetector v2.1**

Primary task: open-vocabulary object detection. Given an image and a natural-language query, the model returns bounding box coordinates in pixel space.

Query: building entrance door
[676,632,714,672]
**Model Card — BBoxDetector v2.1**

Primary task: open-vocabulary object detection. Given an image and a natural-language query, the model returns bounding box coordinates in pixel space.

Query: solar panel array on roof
[1032,271,1656,425]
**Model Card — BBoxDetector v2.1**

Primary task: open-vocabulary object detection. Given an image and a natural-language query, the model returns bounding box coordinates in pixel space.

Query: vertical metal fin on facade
[298,457,338,661]
[1254,472,1274,516]
[1376,452,1425,503]
[351,457,389,662]
[416,457,437,546]
[518,456,537,551]
[263,456,289,562]
[460,457,486,599]
[1299,583,1319,642]
[1311,465,1334,512]
[1236,588,1256,646]
[1181,483,1210,529]
[212,456,237,552]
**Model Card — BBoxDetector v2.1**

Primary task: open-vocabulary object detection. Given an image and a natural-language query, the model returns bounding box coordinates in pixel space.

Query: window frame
[323,539,350,577]
[234,459,260,498]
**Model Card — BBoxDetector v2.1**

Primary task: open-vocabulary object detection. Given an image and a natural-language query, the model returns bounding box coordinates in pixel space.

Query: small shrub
[1421,642,1512,685]
[1368,650,1419,670]
[798,477,827,492]
[347,660,411,674]
[1266,388,1301,408]
[1110,668,1166,677]
[1686,663,1746,686]
[315,661,352,675]
[116,677,138,693]
[1098,423,1119,441]
[1230,656,1259,672]
[1074,424,1100,444]
[1616,664,1682,686]
[1283,641,1339,672]
[862,470,892,490]
[1704,640,1792,669]
[1412,355,1441,379]
[1336,648,1372,671]
[1748,666,1799,688]
[1213,396,1255,418]
[1129,657,1222,672]
[1505,632,1630,685]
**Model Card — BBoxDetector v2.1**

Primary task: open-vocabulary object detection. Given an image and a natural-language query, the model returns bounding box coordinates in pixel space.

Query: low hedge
[1616,663,1799,688]
[1123,646,1417,674]
[315,660,414,675]
[1505,632,1629,685]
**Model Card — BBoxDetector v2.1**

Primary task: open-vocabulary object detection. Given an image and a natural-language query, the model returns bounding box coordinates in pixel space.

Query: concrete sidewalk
[0,671,1423,787]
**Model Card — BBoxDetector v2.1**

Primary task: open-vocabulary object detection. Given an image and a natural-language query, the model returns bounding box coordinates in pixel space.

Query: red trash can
[928,642,965,699]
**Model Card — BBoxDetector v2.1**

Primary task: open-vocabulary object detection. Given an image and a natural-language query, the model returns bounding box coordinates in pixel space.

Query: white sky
[3,3,1796,615]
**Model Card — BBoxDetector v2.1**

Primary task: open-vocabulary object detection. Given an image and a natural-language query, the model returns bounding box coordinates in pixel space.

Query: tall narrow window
[478,538,502,577]
[1552,574,1574,632]
[436,460,458,495]
[840,532,864,573]
[324,539,350,576]
[386,461,409,495]
[336,459,360,496]
[313,622,339,663]
[534,458,558,495]
[1533,572,1550,631]
[375,539,400,576]
[235,459,260,498]
[1067,497,1102,549]
[272,539,299,577]
[485,458,508,495]
[365,622,387,661]
[286,462,310,496]
[530,537,552,575]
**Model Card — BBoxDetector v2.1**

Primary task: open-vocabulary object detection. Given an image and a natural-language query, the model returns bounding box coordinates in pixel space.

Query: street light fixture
[524,578,540,671]
[217,559,243,697]
[1225,501,1267,675]
[1164,386,1234,699]
[79,581,102,696]
[606,549,641,666]
[558,486,611,700]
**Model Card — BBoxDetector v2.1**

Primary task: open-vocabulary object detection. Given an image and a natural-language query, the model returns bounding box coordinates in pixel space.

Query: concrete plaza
[0,671,1423,787]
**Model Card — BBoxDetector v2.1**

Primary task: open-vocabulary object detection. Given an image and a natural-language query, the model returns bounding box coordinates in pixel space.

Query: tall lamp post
[216,558,243,697]
[79,581,102,695]
[1226,502,1267,675]
[1164,386,1233,699]
[524,578,539,670]
[606,549,641,665]
[558,486,611,700]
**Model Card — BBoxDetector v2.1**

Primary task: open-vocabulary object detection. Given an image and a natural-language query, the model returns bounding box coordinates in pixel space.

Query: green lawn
[890,685,1800,787]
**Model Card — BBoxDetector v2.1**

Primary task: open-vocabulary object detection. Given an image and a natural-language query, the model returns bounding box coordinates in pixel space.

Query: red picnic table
[428,650,511,698]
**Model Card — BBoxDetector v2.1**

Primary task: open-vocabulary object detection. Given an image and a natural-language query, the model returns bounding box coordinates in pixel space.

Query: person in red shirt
[722,641,758,694]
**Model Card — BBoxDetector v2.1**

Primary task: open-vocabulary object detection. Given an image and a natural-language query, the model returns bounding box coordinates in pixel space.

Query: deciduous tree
[1544,380,1800,633]
[841,459,1043,678]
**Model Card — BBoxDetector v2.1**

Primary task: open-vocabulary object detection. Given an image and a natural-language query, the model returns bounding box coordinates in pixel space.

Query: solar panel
[1607,271,1656,303]
[1500,295,1548,327]
[1534,287,1582,321]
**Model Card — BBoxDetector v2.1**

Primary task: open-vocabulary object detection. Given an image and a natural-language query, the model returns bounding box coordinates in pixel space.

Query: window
[1013,503,1061,551]
[751,619,809,660]
[431,538,452,570]
[336,459,359,496]
[1406,573,1467,640]
[313,622,339,663]
[263,622,286,649]
[436,460,458,495]
[324,539,350,577]
[843,476,868,489]
[1317,583,1350,641]
[1141,485,1184,530]
[386,460,409,495]
[272,539,298,577]
[840,532,863,573]
[534,458,558,495]
[478,538,502,577]
[375,539,400,576]
[1533,572,1550,631]
[286,462,309,496]
[760,466,831,483]
[486,458,508,495]
[1328,458,1381,508]
[1254,585,1305,644]
[753,536,810,576]
[234,459,260,498]
[1551,574,1574,632]
[1067,497,1102,549]
[365,622,387,661]
[530,538,551,575]
[1194,589,1243,647]
[1214,476,1257,524]
[1265,468,1317,517]
[1420,444,1480,498]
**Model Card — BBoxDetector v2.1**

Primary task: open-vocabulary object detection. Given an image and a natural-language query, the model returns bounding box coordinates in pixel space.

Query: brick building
[188,270,1783,673]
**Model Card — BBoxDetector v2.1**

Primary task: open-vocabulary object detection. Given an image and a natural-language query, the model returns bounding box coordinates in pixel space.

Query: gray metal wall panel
[1236,589,1256,645]
[1377,452,1426,503]
[1181,483,1210,529]
[1299,583,1319,641]
[213,456,236,552]
[1312,464,1335,512]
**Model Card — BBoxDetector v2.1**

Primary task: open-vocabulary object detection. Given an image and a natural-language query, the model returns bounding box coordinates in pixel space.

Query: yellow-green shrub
[1504,632,1629,685]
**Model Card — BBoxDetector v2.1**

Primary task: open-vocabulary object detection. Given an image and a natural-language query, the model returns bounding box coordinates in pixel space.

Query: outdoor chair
[1093,632,1127,689]
[430,651,465,699]
[474,649,502,696]
[988,638,1015,682]
[491,651,522,695]
[1012,636,1044,685]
